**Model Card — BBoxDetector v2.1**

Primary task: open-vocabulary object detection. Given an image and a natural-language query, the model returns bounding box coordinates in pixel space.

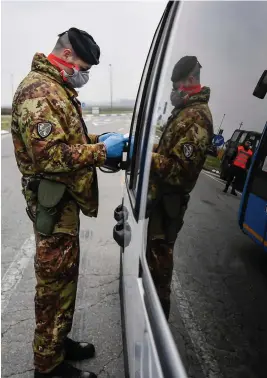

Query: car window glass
[142,2,267,377]
[230,131,240,142]
[239,132,248,144]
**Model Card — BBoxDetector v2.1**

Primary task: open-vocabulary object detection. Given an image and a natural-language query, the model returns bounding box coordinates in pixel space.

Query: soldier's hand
[104,134,129,158]
[98,132,123,143]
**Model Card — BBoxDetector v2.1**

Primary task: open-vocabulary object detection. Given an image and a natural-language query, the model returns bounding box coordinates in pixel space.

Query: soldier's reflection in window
[146,56,214,320]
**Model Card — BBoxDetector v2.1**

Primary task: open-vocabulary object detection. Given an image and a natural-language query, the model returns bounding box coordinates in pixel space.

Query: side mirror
[253,70,267,99]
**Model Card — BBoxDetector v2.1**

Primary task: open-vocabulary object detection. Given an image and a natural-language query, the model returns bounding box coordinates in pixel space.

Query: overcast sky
[146,1,266,140]
[2,1,267,140]
[1,1,166,106]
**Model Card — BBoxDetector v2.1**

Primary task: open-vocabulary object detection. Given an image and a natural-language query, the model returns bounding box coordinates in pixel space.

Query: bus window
[249,133,267,200]
[240,124,267,248]
[231,130,241,142]
[239,132,248,145]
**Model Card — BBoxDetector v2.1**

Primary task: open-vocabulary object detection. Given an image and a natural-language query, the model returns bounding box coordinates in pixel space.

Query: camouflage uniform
[11,53,106,372]
[147,87,213,318]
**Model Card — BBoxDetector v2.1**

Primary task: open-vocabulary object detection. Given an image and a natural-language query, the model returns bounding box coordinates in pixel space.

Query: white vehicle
[113,3,187,377]
[112,1,267,377]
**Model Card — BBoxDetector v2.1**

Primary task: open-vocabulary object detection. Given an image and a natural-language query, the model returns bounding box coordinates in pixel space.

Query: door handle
[113,219,131,248]
[114,204,129,222]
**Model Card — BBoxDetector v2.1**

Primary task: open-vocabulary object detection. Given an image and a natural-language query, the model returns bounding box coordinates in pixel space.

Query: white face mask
[63,68,89,88]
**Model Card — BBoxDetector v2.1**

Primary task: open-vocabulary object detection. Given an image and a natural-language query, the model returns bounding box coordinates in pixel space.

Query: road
[2,114,267,378]
[170,171,267,378]
[1,114,131,378]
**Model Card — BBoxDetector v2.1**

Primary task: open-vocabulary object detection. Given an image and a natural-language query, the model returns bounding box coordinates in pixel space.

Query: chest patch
[37,122,53,138]
[183,143,194,158]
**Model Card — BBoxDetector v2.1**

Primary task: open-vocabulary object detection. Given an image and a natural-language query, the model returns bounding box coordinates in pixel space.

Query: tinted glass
[231,130,241,142]
[143,2,267,377]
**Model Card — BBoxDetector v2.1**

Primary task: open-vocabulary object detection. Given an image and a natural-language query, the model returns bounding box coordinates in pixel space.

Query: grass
[204,155,221,171]
[83,108,133,115]
[155,124,164,138]
[100,109,133,114]
[1,115,11,131]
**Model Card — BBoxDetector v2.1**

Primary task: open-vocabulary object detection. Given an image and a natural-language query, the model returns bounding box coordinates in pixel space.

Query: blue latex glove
[99,132,122,143]
[104,134,129,158]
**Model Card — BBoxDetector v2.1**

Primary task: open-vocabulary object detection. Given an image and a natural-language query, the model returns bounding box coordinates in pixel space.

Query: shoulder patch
[183,143,194,159]
[37,122,52,138]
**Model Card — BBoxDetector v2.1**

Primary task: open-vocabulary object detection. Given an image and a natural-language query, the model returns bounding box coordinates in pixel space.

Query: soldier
[223,140,253,195]
[146,56,214,320]
[11,28,127,378]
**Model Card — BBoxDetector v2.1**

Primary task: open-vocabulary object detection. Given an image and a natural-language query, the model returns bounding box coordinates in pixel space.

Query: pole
[109,64,113,111]
[218,113,225,133]
[238,121,243,130]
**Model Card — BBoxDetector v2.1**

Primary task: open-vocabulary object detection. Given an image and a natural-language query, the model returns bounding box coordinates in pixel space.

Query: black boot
[223,184,229,193]
[231,189,237,196]
[65,337,95,361]
[34,361,97,378]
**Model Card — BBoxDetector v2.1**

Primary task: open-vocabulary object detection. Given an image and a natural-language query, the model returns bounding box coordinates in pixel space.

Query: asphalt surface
[1,114,131,378]
[2,114,267,378]
[169,171,267,378]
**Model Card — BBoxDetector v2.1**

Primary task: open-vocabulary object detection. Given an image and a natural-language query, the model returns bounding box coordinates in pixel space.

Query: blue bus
[239,71,267,251]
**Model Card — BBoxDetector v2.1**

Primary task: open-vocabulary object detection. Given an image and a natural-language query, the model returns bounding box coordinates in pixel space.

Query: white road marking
[92,122,98,127]
[1,235,35,313]
[118,128,124,132]
[172,270,223,378]
[202,171,224,184]
[202,171,242,196]
[203,170,220,178]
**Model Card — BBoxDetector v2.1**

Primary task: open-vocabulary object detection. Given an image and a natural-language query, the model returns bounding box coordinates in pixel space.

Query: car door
[113,2,187,378]
[114,1,267,377]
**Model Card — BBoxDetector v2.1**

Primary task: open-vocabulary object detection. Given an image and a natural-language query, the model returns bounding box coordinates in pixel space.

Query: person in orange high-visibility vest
[223,141,253,195]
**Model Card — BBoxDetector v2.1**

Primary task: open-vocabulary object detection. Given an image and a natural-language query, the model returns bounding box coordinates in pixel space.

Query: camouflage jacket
[149,87,213,200]
[11,53,106,234]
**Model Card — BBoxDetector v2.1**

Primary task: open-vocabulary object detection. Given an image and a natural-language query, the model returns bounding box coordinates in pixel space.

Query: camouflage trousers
[33,230,80,373]
[146,195,189,319]
[146,237,175,319]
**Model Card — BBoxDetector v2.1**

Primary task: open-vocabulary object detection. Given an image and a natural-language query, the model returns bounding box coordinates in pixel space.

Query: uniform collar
[171,86,211,116]
[31,53,78,97]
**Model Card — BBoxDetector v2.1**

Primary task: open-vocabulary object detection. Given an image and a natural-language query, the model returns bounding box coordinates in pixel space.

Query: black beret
[58,27,100,65]
[171,56,202,82]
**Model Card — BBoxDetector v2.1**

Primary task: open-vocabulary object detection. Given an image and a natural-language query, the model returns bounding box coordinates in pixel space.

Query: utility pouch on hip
[35,179,66,236]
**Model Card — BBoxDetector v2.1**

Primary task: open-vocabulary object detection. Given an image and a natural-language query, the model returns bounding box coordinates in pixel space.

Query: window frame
[125,1,178,221]
[249,124,267,201]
